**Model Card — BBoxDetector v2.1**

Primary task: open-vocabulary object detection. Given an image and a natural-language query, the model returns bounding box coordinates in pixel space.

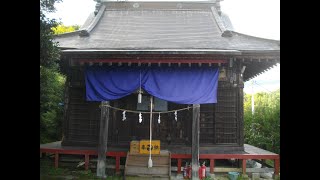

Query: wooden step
[129,150,170,157]
[125,165,169,175]
[127,156,169,165]
[125,150,171,179]
[124,175,170,180]
[126,162,169,167]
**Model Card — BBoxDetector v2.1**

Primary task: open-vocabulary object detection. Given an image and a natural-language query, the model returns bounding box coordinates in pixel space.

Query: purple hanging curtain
[85,66,219,104]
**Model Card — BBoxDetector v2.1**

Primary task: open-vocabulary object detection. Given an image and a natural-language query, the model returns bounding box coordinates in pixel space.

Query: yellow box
[130,140,140,154]
[139,140,160,154]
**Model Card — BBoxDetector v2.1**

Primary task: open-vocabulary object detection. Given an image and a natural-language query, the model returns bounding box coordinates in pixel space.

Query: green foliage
[77,170,98,179]
[40,0,66,143]
[48,167,68,175]
[40,0,62,13]
[52,24,81,34]
[237,174,249,180]
[244,89,280,154]
[40,67,65,143]
[40,12,60,69]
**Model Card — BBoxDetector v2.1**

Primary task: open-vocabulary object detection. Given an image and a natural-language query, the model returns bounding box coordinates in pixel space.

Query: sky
[46,0,280,93]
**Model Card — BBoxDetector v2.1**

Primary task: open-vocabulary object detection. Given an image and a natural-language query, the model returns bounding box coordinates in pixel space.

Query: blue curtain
[85,66,219,104]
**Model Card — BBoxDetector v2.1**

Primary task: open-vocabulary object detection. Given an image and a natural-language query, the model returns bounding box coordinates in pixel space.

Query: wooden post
[115,156,120,174]
[274,158,280,177]
[242,159,246,175]
[177,158,182,174]
[85,154,89,170]
[238,62,245,146]
[54,153,59,168]
[96,101,110,178]
[210,159,215,173]
[192,104,200,180]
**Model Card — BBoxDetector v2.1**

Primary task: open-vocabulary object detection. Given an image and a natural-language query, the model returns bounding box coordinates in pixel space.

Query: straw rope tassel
[148,96,153,168]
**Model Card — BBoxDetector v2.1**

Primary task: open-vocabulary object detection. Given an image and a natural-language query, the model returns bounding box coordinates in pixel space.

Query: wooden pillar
[210,159,215,173]
[192,104,200,180]
[177,158,182,174]
[115,156,120,174]
[85,154,89,170]
[54,153,59,168]
[96,101,110,178]
[274,158,280,177]
[242,159,246,175]
[238,63,245,146]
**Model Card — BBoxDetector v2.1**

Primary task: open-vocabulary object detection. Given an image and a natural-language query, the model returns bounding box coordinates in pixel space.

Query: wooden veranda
[40,141,279,177]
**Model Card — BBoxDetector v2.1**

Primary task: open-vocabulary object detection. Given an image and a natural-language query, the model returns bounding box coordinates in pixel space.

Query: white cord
[139,70,142,93]
[148,96,153,168]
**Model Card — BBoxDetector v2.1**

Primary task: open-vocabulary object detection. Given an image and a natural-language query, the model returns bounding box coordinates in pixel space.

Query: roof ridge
[79,4,106,37]
[231,31,280,42]
[53,30,81,37]
[99,0,218,3]
[211,6,232,37]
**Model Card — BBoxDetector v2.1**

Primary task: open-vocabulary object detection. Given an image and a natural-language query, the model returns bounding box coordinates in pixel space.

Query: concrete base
[252,173,260,180]
[209,173,215,179]
[176,173,183,179]
[242,174,249,180]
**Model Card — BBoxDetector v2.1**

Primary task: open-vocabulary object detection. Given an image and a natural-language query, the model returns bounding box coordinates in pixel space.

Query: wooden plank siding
[62,67,106,147]
[214,84,239,144]
[61,65,244,149]
[62,86,101,146]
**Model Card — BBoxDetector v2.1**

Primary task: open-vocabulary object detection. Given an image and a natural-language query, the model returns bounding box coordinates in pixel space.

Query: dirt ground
[40,158,278,180]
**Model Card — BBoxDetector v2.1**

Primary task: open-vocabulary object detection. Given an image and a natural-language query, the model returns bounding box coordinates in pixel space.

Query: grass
[40,157,123,180]
[41,167,122,180]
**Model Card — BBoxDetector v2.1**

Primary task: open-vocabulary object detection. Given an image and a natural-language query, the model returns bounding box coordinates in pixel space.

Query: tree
[41,0,62,13]
[243,89,280,154]
[52,24,81,34]
[40,0,65,143]
[40,67,65,143]
[40,0,61,68]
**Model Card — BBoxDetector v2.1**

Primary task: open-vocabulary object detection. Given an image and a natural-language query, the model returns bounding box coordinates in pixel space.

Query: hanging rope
[99,99,201,168]
[158,113,161,124]
[148,96,153,168]
[139,112,142,123]
[174,111,177,121]
[100,104,198,114]
[138,70,142,103]
[122,111,126,121]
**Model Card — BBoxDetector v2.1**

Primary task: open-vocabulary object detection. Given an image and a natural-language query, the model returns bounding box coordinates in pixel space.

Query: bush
[244,89,280,154]
[40,66,65,143]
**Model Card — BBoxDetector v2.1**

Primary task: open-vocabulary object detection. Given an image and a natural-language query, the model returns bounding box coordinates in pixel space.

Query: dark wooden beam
[238,86,244,146]
[192,104,200,180]
[238,63,244,146]
[78,59,228,64]
[97,101,110,178]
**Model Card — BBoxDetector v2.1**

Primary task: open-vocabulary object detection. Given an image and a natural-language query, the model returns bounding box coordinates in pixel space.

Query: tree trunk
[96,101,109,178]
[192,104,200,180]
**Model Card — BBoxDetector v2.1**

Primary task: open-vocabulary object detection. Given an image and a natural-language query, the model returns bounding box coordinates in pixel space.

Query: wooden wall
[62,67,104,147]
[61,63,244,148]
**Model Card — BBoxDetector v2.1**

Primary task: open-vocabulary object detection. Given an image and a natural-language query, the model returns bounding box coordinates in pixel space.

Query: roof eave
[240,50,280,56]
[60,49,242,55]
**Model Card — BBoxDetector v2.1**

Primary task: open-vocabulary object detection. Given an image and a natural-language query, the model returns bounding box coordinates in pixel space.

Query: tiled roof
[54,2,279,52]
[55,1,279,81]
